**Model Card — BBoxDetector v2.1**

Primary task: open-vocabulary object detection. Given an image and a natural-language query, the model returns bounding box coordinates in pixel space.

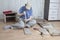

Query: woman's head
[25,2,31,10]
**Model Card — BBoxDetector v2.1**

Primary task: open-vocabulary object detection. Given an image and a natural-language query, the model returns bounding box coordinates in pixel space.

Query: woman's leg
[26,20,36,28]
[12,20,25,29]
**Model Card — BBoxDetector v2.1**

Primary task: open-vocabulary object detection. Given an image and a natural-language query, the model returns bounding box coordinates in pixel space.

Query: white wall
[8,0,20,12]
[0,0,3,19]
[0,0,45,19]
[31,0,45,19]
[0,0,9,19]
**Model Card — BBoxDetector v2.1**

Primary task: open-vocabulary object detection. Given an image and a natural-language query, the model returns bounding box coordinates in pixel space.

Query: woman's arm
[17,13,24,16]
[28,16,32,20]
[25,16,32,22]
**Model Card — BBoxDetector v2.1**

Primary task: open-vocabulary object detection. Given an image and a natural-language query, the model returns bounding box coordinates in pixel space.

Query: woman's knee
[27,20,36,26]
[30,20,36,24]
[16,20,25,28]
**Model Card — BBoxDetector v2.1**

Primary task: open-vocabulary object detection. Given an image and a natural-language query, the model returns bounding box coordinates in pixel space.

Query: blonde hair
[25,2,31,10]
[25,2,31,7]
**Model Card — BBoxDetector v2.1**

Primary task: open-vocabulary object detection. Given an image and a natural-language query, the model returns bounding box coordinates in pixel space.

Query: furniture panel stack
[44,0,60,21]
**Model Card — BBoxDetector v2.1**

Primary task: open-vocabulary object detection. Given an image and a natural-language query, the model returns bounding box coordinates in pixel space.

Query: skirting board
[45,19,60,22]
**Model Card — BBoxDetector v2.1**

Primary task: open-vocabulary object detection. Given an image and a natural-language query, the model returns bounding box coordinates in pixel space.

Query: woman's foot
[33,28,39,31]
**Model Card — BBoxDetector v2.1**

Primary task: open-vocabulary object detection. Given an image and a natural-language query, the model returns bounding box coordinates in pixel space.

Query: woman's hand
[24,19,30,22]
[24,16,32,22]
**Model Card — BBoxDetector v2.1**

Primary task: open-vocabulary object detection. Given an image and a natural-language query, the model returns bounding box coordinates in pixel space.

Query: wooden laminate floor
[0,21,60,40]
